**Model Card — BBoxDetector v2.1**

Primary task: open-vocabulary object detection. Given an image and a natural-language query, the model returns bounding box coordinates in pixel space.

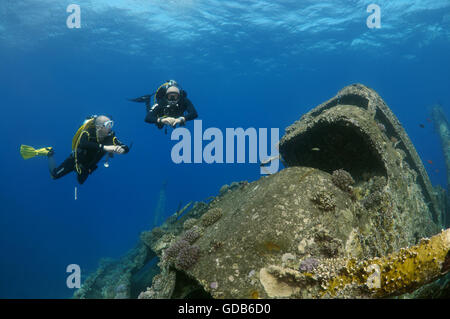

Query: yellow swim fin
[20,145,53,160]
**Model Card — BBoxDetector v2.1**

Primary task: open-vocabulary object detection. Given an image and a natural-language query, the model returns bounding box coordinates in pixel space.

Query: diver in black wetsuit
[130,80,198,130]
[48,115,130,184]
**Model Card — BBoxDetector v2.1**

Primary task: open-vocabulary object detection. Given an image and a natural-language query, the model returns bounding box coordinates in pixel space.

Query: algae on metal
[321,228,450,298]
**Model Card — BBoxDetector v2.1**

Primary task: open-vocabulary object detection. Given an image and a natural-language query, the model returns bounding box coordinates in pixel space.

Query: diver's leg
[76,164,97,185]
[76,171,89,184]
[48,153,57,175]
[50,155,75,180]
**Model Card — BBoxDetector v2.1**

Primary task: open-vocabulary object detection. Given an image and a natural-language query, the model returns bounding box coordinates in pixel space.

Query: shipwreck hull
[280,83,441,224]
[155,166,440,298]
[75,84,448,299]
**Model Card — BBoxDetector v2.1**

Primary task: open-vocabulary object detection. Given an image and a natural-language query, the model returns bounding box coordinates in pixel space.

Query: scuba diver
[20,115,130,185]
[129,80,198,132]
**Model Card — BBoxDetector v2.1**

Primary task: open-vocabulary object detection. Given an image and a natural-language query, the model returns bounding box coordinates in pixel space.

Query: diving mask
[167,92,180,102]
[166,86,180,105]
[96,120,114,140]
[102,120,114,130]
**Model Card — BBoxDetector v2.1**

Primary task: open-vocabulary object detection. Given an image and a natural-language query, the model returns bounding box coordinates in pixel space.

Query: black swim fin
[128,94,153,104]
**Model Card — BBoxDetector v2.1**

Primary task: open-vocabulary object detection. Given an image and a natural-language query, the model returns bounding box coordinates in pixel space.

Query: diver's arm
[48,153,56,177]
[145,111,158,124]
[112,135,130,154]
[183,98,198,122]
[145,105,161,124]
[78,133,103,151]
[104,134,130,154]
[145,105,165,128]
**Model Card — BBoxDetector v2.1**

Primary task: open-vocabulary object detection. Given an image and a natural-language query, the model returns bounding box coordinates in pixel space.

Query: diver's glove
[103,145,125,154]
[159,117,177,126]
[172,117,185,127]
[114,146,126,154]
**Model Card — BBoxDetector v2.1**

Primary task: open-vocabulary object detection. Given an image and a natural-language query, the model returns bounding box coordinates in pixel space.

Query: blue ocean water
[0,0,449,298]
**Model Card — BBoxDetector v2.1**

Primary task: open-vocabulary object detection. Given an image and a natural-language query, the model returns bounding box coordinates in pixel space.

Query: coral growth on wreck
[322,229,450,298]
[175,245,201,270]
[310,191,336,211]
[362,190,384,209]
[180,225,203,244]
[331,169,355,192]
[299,257,319,273]
[200,208,223,227]
[163,239,201,271]
[183,218,198,230]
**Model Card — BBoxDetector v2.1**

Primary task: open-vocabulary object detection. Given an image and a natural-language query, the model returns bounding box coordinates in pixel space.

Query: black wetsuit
[50,126,129,184]
[144,88,198,129]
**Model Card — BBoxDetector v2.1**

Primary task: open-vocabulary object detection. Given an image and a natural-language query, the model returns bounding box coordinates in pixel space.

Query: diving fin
[128,94,153,104]
[20,145,53,160]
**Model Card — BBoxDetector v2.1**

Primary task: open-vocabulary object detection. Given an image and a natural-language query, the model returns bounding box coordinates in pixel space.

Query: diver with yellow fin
[20,115,130,184]
[129,80,198,133]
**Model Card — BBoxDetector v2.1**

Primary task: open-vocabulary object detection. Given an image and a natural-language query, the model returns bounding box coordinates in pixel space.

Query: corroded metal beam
[322,228,450,298]
[431,105,450,227]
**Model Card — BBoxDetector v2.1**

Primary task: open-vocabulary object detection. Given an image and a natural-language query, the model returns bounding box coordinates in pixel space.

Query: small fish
[390,136,401,148]
[426,118,432,123]
[435,169,439,173]
[419,124,425,128]
[311,147,320,151]
[427,160,433,165]
[260,155,280,166]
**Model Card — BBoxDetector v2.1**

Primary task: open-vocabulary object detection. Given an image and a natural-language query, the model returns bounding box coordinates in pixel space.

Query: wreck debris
[322,228,450,298]
[331,169,355,193]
